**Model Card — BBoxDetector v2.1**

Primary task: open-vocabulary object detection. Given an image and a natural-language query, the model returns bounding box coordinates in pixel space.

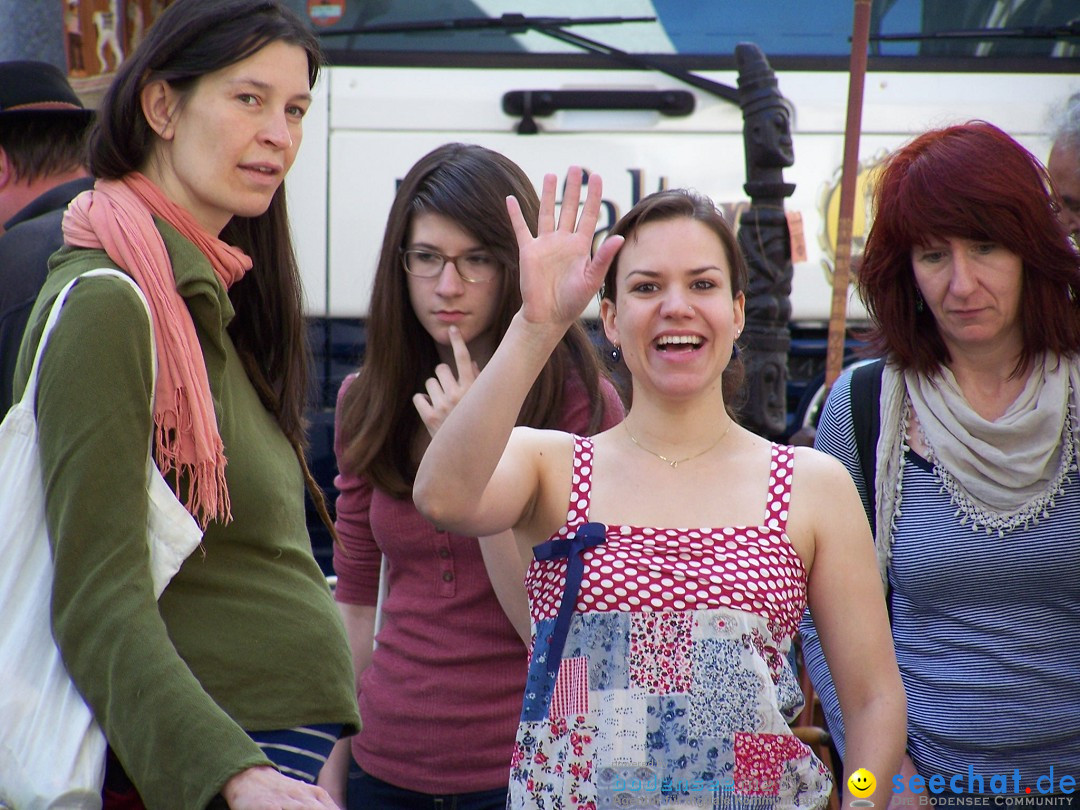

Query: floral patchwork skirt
[508,607,832,810]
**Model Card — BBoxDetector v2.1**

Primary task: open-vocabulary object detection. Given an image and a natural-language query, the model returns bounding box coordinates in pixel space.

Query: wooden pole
[824,0,874,388]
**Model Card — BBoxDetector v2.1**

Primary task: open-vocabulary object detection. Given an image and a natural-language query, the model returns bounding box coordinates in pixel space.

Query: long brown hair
[339,143,610,497]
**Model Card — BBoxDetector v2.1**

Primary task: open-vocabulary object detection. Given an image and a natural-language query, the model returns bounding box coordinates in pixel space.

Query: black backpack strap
[848,359,885,534]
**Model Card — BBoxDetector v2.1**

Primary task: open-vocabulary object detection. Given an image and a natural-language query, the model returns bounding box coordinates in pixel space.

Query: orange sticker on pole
[786,210,807,263]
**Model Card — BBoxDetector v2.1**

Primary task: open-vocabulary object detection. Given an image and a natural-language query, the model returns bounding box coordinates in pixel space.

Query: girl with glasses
[320,143,624,809]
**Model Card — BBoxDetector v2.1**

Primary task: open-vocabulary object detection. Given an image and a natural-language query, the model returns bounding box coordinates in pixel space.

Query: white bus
[277,0,1078,567]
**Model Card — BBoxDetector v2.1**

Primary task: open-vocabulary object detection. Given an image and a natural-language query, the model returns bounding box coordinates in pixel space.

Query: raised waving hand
[414,168,621,537]
[507,168,623,329]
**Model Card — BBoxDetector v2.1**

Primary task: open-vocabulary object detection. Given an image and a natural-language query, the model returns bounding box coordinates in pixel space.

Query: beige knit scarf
[873,354,1080,584]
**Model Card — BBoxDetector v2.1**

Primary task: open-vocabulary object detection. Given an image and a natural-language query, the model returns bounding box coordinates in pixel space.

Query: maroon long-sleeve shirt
[333,372,624,793]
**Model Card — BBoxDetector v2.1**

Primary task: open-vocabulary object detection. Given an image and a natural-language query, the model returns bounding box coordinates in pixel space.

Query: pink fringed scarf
[62,173,253,528]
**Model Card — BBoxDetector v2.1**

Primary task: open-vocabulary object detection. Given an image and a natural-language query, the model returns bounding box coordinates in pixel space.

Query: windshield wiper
[332,14,656,34]
[321,12,740,105]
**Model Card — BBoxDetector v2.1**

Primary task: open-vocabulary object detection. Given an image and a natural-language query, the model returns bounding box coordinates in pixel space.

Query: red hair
[858,121,1080,375]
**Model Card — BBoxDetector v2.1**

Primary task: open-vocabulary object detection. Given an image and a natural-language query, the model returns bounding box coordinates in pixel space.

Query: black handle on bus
[502,89,695,134]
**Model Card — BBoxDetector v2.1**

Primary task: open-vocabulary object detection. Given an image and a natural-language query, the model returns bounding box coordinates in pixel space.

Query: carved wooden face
[748,104,794,169]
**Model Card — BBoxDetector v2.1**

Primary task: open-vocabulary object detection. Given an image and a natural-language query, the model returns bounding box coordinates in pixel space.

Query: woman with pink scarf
[11,1,357,807]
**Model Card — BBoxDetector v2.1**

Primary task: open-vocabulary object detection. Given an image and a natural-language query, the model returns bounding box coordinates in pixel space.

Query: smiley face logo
[848,768,876,799]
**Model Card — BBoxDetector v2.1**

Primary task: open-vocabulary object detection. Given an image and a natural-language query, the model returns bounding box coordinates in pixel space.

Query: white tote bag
[0,269,203,810]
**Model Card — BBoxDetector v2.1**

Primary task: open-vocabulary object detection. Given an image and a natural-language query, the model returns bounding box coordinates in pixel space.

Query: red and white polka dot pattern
[526,439,807,642]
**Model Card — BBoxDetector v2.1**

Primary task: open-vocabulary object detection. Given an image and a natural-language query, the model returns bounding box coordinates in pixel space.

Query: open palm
[508,168,623,328]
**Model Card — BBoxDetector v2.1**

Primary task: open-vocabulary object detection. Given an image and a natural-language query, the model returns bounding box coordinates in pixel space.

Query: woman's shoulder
[789,442,856,488]
[15,263,153,405]
[24,260,145,356]
[513,423,581,449]
[44,244,125,289]
[511,425,583,479]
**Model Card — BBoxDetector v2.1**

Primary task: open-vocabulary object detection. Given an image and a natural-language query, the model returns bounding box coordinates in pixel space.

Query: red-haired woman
[802,121,1080,805]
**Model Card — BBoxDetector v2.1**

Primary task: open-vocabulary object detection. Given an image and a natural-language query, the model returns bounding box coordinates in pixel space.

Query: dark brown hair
[858,121,1080,376]
[338,143,611,497]
[0,115,91,183]
[601,188,747,413]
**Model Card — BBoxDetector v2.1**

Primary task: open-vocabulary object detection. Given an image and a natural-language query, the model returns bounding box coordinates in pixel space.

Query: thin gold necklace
[623,419,732,468]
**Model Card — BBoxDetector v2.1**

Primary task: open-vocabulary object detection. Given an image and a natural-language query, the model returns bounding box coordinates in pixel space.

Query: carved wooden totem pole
[735,42,796,438]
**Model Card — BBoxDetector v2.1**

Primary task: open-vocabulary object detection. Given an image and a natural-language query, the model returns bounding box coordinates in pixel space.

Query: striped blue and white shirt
[801,369,1080,783]
[248,724,341,784]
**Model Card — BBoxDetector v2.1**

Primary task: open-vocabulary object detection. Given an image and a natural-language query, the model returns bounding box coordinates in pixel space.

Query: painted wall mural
[63,0,173,79]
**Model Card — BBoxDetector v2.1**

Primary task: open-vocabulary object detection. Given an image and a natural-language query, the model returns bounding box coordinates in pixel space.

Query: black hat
[0,60,93,121]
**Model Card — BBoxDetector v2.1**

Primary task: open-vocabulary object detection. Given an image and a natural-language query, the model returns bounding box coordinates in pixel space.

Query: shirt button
[442,571,454,582]
[438,547,451,559]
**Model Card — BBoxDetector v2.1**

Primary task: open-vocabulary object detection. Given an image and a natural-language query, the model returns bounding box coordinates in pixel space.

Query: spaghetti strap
[764,443,796,530]
[563,435,595,528]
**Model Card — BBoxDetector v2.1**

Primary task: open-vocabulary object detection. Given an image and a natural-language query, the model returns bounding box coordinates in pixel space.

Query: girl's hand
[507,168,623,329]
[222,766,339,809]
[413,326,479,437]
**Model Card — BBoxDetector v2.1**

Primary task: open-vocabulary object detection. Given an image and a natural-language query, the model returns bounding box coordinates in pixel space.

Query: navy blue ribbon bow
[532,521,607,676]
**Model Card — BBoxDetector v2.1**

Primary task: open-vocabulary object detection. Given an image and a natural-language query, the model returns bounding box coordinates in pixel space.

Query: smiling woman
[412,178,907,809]
[600,192,746,409]
[10,1,358,807]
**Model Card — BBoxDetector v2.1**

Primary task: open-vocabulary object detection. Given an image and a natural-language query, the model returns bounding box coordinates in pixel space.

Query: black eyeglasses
[401,249,500,283]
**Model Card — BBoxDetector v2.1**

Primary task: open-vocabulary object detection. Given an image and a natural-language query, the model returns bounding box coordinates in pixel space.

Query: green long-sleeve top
[14,220,358,810]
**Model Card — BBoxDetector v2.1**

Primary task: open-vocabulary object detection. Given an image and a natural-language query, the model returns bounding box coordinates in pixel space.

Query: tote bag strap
[22,267,200,594]
[23,268,154,405]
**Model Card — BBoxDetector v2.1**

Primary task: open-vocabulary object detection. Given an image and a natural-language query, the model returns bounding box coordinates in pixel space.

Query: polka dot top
[510,437,832,808]
[525,436,808,641]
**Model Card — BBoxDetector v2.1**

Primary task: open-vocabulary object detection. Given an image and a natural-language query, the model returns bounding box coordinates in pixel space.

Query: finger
[575,172,605,236]
[310,784,339,810]
[413,393,441,437]
[588,233,625,288]
[447,326,475,382]
[557,167,584,232]
[506,194,533,246]
[425,373,449,404]
[433,363,458,395]
[537,173,558,234]
[412,391,435,423]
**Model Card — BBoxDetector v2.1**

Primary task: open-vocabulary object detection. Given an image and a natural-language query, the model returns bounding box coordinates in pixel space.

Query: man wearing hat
[0,60,95,414]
